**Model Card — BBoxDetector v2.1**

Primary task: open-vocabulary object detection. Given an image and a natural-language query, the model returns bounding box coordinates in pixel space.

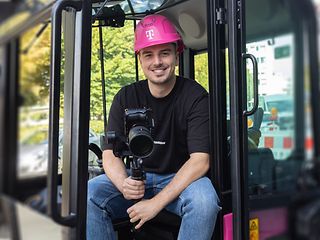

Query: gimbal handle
[130,157,145,232]
[130,157,145,181]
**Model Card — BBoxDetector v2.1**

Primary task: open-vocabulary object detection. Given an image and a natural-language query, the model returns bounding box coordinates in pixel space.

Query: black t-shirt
[105,76,209,174]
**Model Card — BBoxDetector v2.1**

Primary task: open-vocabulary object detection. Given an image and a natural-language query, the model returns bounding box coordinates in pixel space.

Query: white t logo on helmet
[145,29,154,40]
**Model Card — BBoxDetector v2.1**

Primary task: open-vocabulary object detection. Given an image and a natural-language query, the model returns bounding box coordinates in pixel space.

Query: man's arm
[127,152,209,228]
[152,152,209,208]
[103,150,145,200]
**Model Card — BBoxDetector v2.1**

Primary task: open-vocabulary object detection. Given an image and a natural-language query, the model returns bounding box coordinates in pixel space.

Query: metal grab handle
[48,0,81,227]
[242,53,259,116]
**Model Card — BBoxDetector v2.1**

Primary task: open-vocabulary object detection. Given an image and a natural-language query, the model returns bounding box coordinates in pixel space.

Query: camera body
[107,108,154,158]
[124,108,153,136]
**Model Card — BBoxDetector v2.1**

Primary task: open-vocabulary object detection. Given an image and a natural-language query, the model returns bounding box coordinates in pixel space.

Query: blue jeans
[87,172,221,240]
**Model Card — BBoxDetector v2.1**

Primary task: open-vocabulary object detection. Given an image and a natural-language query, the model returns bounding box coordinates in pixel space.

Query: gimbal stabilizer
[106,108,155,231]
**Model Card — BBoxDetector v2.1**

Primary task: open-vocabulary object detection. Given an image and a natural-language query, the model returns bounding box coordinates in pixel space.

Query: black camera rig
[107,108,155,181]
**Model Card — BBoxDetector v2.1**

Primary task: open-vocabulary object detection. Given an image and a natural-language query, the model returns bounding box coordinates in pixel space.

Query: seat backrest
[248,147,275,194]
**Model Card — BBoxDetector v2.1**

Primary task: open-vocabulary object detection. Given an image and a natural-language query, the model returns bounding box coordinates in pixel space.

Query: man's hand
[127,199,162,229]
[122,177,145,200]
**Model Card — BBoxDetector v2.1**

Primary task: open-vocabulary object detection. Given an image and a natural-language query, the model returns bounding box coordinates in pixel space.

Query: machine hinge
[216,8,227,24]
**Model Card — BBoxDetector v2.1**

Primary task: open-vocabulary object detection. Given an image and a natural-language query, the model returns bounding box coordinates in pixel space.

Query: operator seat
[225,107,275,194]
[248,147,275,194]
[88,142,181,240]
[247,107,275,194]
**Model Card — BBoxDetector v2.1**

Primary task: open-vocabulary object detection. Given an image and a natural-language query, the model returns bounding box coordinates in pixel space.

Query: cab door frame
[47,0,92,238]
[227,0,249,239]
[207,0,228,239]
[227,0,320,239]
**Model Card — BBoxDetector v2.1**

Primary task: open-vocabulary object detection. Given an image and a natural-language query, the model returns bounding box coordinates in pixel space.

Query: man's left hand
[127,199,162,229]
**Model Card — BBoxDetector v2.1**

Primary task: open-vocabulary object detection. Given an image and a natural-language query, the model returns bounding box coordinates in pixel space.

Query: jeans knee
[192,191,220,217]
[87,196,98,215]
[87,175,111,206]
[87,178,98,200]
[182,178,221,220]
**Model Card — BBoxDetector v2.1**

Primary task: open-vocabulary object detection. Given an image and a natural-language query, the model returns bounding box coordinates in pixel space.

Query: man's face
[139,43,178,86]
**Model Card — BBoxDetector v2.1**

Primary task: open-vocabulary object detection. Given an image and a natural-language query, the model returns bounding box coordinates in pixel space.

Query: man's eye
[161,52,170,56]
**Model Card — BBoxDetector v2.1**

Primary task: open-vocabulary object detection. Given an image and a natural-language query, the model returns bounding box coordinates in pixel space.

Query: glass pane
[304,72,314,161]
[244,0,317,238]
[246,34,299,198]
[225,49,230,120]
[194,53,208,91]
[247,35,295,161]
[0,46,5,81]
[18,23,51,178]
[92,0,167,16]
[120,0,167,14]
[89,21,136,176]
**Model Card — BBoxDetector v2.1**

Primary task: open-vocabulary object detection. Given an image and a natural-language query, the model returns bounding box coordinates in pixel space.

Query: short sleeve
[104,93,125,150]
[187,93,209,154]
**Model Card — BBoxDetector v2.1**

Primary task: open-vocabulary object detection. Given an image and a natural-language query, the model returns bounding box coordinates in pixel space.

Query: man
[87,14,220,240]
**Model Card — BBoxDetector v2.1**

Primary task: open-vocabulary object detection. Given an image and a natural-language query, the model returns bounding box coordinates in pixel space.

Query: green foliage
[30,112,48,121]
[20,128,48,145]
[90,22,136,121]
[23,132,47,145]
[194,53,209,91]
[90,120,105,134]
[20,24,51,106]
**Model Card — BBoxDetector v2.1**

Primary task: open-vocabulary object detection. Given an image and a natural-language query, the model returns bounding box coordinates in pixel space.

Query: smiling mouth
[153,69,166,74]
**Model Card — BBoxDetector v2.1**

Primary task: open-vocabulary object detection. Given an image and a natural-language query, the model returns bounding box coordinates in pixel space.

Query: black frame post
[207,0,227,239]
[227,0,249,239]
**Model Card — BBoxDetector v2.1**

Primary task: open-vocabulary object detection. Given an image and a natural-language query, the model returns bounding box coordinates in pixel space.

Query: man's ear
[137,53,142,64]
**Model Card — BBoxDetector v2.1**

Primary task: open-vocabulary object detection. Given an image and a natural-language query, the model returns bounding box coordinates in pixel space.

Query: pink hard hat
[134,14,184,54]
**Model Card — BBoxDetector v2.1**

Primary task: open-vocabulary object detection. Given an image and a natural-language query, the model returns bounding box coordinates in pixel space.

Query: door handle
[242,53,259,116]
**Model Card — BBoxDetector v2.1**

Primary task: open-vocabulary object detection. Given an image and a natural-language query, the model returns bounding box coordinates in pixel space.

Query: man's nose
[153,55,162,65]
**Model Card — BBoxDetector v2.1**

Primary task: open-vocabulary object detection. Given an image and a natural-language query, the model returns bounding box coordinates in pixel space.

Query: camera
[107,108,154,158]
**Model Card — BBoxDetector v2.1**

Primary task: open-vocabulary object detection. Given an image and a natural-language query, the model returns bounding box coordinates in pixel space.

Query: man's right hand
[122,177,145,200]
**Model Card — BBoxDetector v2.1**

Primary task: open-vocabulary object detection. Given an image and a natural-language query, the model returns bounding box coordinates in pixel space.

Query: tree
[90,21,136,122]
[20,24,51,106]
[194,53,209,91]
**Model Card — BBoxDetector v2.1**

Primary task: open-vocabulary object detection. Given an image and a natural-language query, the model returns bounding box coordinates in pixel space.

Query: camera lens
[128,126,153,157]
